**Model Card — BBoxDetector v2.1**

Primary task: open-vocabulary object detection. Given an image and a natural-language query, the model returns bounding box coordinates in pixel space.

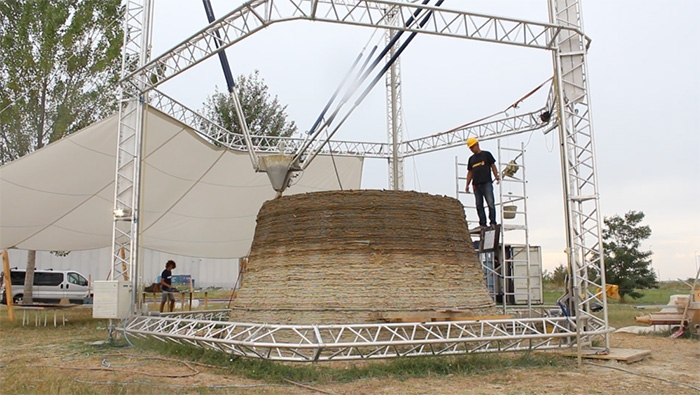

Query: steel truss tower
[111,0,609,358]
[549,0,608,347]
[110,0,153,296]
[385,9,404,190]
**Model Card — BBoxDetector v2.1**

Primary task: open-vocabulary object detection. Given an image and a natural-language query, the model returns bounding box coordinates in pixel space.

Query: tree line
[1,0,295,304]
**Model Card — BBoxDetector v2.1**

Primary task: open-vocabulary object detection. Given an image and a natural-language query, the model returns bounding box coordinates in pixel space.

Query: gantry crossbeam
[123,0,588,93]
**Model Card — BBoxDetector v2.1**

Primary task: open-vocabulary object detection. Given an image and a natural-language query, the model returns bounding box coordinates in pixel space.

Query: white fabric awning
[0,108,363,258]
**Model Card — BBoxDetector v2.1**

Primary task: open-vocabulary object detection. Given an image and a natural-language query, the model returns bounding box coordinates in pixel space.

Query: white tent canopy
[0,108,363,258]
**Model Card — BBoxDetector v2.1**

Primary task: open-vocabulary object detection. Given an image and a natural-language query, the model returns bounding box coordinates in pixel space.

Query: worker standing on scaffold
[465,137,499,229]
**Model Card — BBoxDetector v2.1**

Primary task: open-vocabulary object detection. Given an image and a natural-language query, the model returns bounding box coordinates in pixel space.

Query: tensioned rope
[295,0,441,172]
[441,77,553,136]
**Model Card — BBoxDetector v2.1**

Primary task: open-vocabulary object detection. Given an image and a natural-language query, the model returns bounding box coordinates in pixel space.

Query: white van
[1,269,90,304]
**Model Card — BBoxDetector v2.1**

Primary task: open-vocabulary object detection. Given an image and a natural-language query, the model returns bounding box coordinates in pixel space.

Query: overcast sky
[151,0,700,280]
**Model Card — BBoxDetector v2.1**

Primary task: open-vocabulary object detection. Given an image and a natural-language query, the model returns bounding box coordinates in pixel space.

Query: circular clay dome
[230,190,496,324]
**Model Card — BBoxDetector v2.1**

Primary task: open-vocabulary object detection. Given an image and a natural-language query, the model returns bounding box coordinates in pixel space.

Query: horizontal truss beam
[123,0,588,93]
[401,109,550,157]
[150,90,552,159]
[122,314,609,362]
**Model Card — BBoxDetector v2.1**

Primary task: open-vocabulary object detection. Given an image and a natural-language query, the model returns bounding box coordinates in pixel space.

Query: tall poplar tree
[0,0,122,303]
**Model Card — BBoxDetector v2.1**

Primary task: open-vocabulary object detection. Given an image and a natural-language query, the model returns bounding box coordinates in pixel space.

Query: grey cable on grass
[585,362,700,392]
[73,378,288,389]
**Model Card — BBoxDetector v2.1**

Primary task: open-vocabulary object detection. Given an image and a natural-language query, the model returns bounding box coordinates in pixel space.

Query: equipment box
[93,280,132,319]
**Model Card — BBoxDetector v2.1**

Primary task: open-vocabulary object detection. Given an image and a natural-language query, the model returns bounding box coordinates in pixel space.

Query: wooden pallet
[558,347,651,364]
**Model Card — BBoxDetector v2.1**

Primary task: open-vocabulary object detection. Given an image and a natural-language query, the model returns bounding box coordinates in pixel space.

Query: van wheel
[13,294,23,304]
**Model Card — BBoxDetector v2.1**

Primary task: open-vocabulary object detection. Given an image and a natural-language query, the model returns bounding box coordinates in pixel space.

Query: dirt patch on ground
[1,311,697,395]
[333,333,699,395]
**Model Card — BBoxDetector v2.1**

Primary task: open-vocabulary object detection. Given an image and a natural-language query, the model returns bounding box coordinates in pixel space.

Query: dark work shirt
[161,269,172,291]
[468,151,496,185]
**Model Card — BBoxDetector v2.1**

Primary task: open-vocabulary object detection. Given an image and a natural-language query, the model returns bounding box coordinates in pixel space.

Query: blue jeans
[474,182,497,226]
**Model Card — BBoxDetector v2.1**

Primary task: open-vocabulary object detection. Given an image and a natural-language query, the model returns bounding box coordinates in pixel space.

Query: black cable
[311,44,378,135]
[353,0,431,93]
[358,45,379,80]
[308,51,365,135]
[356,0,445,105]
[308,0,431,138]
[202,0,236,93]
[307,0,445,151]
[296,1,441,169]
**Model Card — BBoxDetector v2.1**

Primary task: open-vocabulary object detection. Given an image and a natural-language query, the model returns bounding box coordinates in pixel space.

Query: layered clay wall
[230,190,496,324]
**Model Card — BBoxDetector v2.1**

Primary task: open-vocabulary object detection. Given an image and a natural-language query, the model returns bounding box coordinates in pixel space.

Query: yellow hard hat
[467,137,479,147]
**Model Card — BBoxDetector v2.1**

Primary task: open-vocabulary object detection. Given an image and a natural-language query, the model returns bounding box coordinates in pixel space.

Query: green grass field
[543,281,693,329]
[543,281,689,304]
[137,338,567,384]
[0,307,571,394]
[0,281,695,394]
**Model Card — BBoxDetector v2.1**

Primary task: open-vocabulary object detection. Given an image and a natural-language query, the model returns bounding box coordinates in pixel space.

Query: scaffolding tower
[455,141,541,313]
[497,141,541,313]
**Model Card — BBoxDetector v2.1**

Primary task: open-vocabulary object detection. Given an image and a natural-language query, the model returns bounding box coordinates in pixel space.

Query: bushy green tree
[0,0,123,162]
[202,70,297,144]
[551,264,567,287]
[603,211,657,301]
[542,269,553,284]
[0,0,122,303]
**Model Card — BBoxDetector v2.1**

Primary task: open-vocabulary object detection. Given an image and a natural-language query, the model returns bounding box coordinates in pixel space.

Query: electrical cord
[29,362,199,378]
[585,361,700,392]
[124,330,135,347]
[73,378,288,389]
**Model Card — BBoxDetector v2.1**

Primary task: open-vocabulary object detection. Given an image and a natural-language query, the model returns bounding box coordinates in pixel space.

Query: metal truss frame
[110,0,153,288]
[111,0,609,358]
[122,0,588,94]
[385,10,405,190]
[401,108,551,157]
[122,312,609,362]
[549,0,608,348]
[148,89,392,158]
[149,89,551,159]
